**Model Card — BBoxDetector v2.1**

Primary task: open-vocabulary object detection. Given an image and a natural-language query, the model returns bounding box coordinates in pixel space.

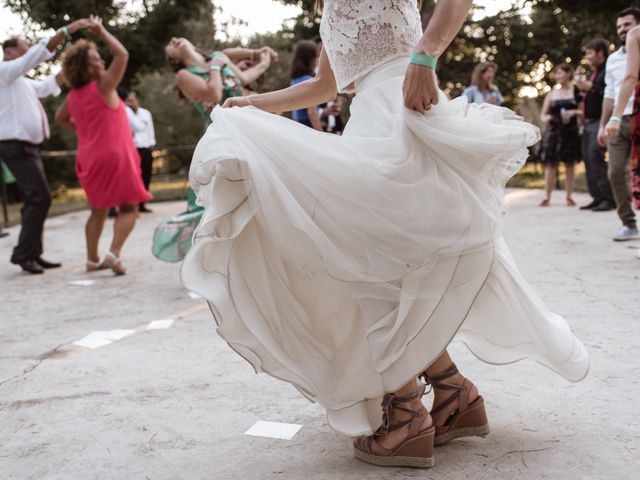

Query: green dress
[152,53,244,262]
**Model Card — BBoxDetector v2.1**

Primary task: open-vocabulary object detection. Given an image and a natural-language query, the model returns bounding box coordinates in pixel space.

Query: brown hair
[315,0,422,12]
[584,38,609,58]
[61,39,97,89]
[470,62,497,90]
[2,37,19,50]
[165,41,208,73]
[555,63,574,76]
[290,40,317,79]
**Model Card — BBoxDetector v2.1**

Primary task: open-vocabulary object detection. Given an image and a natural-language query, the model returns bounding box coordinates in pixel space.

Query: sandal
[539,198,550,207]
[86,259,108,272]
[566,197,576,207]
[101,251,126,276]
[420,364,489,446]
[353,384,435,468]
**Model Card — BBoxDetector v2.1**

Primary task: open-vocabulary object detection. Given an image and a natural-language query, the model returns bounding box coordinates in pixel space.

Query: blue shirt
[462,85,504,106]
[290,75,313,122]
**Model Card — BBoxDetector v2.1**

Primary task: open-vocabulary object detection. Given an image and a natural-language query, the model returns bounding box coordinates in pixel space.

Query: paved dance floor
[1,190,637,479]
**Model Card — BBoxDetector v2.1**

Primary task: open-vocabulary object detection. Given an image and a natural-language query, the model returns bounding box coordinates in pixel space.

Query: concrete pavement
[1,190,639,479]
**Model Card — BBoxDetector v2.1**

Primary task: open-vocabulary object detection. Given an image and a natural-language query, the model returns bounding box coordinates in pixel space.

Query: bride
[181,0,589,469]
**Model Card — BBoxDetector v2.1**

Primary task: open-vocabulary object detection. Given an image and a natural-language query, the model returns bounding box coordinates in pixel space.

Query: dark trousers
[0,140,52,263]
[581,120,614,205]
[138,147,153,206]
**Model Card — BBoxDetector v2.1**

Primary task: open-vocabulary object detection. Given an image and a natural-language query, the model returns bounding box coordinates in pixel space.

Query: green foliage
[3,0,215,85]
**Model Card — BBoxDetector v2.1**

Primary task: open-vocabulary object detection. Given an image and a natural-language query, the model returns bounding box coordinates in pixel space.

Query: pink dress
[67,81,151,208]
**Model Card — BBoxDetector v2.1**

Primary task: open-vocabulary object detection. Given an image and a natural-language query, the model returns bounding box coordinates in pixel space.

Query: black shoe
[16,259,44,274]
[579,200,598,210]
[139,205,153,213]
[36,257,62,269]
[592,201,615,212]
[0,229,8,238]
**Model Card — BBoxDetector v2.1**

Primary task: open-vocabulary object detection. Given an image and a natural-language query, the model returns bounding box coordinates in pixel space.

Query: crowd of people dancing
[2,5,640,273]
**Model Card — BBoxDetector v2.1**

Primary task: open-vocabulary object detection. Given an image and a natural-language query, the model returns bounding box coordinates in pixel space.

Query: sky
[0,1,517,42]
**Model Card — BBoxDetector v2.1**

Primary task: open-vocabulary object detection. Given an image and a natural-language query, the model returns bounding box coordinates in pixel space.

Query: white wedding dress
[181,0,589,436]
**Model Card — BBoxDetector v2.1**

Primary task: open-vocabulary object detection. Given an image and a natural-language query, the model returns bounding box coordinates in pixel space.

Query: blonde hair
[315,0,422,13]
[470,62,497,91]
[61,39,98,89]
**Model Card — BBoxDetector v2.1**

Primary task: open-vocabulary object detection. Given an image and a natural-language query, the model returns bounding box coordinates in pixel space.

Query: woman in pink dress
[55,16,150,275]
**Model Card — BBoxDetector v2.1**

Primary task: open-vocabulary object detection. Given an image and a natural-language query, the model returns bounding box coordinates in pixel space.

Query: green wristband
[610,115,622,123]
[409,53,437,69]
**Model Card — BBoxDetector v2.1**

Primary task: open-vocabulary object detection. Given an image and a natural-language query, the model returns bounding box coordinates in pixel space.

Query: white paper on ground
[104,329,136,341]
[72,329,136,349]
[73,332,113,349]
[68,279,96,287]
[187,291,202,299]
[147,319,174,330]
[244,421,302,440]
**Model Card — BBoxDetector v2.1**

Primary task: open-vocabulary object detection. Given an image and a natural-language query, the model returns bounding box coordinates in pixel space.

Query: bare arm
[176,68,223,105]
[540,92,552,124]
[223,48,337,112]
[55,100,75,132]
[46,19,91,52]
[223,46,278,63]
[88,17,128,96]
[225,51,271,86]
[404,0,474,113]
[308,106,323,131]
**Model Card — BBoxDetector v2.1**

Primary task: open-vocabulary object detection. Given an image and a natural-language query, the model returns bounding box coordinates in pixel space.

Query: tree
[3,0,215,85]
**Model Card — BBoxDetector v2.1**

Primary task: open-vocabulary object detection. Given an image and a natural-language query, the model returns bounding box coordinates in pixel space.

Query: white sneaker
[613,226,640,241]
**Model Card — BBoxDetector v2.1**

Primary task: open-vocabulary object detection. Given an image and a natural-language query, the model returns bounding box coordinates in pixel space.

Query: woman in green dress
[152,38,275,262]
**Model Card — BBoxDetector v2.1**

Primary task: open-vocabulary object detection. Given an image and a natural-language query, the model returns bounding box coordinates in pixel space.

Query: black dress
[540,90,582,165]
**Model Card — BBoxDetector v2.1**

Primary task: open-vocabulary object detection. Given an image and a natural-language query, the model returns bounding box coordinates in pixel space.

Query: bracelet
[609,115,622,123]
[58,25,72,41]
[209,65,222,72]
[244,96,254,106]
[409,53,437,69]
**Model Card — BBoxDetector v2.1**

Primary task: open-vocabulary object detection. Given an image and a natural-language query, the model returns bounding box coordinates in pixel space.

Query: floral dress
[152,53,243,262]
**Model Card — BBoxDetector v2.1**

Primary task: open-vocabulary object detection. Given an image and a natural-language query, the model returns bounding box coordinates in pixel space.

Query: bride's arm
[404,0,474,113]
[223,48,337,112]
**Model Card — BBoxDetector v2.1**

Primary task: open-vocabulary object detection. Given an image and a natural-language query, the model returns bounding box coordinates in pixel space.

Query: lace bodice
[319,0,423,93]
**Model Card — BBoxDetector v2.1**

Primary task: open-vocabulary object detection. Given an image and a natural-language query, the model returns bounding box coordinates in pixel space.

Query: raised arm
[223,46,278,63]
[607,26,640,138]
[0,43,53,85]
[223,47,337,113]
[226,50,271,86]
[88,16,128,95]
[403,0,474,113]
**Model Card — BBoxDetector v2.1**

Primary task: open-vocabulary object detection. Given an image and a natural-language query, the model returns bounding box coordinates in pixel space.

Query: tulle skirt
[181,57,589,436]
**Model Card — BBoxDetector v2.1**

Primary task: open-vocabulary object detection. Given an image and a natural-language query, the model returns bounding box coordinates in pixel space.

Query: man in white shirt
[599,8,640,241]
[0,19,90,274]
[125,91,156,213]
